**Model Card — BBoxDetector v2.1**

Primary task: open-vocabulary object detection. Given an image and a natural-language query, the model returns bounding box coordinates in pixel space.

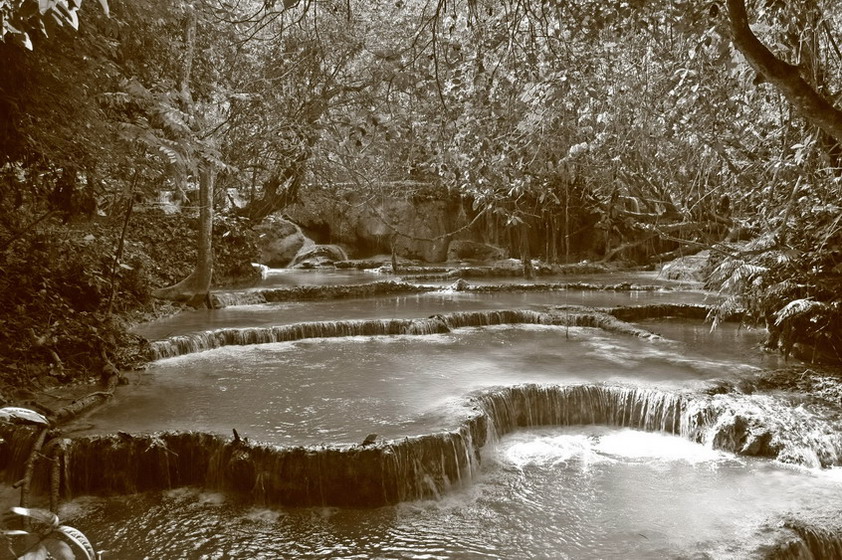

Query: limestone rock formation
[285,186,462,262]
[254,215,310,267]
[290,244,349,268]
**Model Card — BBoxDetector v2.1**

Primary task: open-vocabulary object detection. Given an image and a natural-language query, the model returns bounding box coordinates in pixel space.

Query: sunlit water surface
[70,322,779,444]
[52,278,834,558]
[57,427,841,559]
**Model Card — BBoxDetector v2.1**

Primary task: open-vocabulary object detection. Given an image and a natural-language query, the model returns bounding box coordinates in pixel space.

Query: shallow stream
[36,271,842,557]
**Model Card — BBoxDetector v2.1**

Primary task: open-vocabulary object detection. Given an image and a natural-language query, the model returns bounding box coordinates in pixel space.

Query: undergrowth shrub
[0,209,259,389]
[706,201,842,364]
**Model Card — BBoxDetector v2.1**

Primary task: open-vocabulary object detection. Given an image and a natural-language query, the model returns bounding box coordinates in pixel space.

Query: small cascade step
[4,382,840,508]
[147,307,672,359]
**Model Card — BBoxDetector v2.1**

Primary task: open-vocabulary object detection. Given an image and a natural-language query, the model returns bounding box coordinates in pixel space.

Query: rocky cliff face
[284,186,469,262]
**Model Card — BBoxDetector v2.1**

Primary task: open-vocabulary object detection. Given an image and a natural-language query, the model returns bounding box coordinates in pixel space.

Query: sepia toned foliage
[0,0,840,386]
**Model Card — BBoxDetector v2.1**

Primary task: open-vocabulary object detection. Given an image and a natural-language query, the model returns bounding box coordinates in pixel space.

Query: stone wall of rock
[254,215,311,267]
[284,187,475,262]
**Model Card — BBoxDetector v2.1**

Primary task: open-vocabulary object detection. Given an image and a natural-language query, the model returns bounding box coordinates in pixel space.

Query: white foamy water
[43,426,842,559]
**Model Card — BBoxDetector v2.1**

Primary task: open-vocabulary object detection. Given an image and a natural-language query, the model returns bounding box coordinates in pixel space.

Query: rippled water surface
[59,427,842,559]
[48,276,840,558]
[70,322,777,444]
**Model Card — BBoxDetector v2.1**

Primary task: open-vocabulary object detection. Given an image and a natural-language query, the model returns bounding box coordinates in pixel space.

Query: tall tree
[150,3,222,306]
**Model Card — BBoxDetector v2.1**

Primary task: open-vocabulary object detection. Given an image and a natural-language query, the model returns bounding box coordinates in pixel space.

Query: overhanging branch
[727,0,842,144]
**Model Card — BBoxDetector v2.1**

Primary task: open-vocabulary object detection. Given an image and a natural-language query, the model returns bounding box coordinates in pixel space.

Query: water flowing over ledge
[210,280,429,307]
[774,519,842,559]
[147,305,698,359]
[209,279,692,308]
[3,382,840,508]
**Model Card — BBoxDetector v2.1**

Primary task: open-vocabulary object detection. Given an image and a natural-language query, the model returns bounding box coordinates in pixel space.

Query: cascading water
[3,278,841,558]
[147,305,682,359]
[36,426,842,559]
[33,382,842,509]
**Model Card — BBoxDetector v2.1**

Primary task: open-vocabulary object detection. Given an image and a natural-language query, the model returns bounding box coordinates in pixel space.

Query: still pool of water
[135,288,712,341]
[54,427,841,559]
[69,323,776,444]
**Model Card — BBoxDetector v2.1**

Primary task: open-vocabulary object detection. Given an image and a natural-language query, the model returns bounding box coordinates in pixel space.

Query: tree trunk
[727,0,842,145]
[152,166,215,307]
[520,225,534,279]
[179,5,197,110]
[242,166,303,222]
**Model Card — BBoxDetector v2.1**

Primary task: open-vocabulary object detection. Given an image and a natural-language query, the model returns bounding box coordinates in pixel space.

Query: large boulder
[446,240,507,262]
[255,215,309,267]
[658,250,709,282]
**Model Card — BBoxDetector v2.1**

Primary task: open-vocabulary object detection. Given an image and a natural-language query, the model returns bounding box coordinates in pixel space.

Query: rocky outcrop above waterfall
[254,213,352,269]
[254,215,310,267]
[284,186,462,262]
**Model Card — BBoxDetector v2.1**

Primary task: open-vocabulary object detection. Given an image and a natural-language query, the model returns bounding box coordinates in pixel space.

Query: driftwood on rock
[52,361,123,426]
[6,361,124,515]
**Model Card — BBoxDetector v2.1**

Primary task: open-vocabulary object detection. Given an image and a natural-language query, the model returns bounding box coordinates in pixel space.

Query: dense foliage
[0,0,840,387]
[0,209,258,389]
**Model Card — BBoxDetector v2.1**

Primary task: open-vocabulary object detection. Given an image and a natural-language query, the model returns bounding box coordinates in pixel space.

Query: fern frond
[774,299,826,326]
[722,263,768,293]
[708,295,745,330]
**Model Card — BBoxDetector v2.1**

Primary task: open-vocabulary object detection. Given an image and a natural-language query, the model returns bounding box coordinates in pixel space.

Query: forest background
[0,0,841,393]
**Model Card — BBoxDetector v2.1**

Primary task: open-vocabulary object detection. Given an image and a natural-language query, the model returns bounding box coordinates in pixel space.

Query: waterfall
[60,423,487,507]
[148,308,666,360]
[0,425,42,484]
[6,382,835,508]
[475,385,685,437]
[769,519,842,559]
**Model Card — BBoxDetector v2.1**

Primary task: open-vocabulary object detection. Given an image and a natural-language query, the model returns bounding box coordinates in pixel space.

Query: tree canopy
[1,0,841,374]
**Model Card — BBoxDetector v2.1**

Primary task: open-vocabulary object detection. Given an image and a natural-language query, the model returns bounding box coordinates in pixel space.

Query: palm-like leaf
[0,408,49,426]
[56,526,95,560]
[774,299,826,326]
